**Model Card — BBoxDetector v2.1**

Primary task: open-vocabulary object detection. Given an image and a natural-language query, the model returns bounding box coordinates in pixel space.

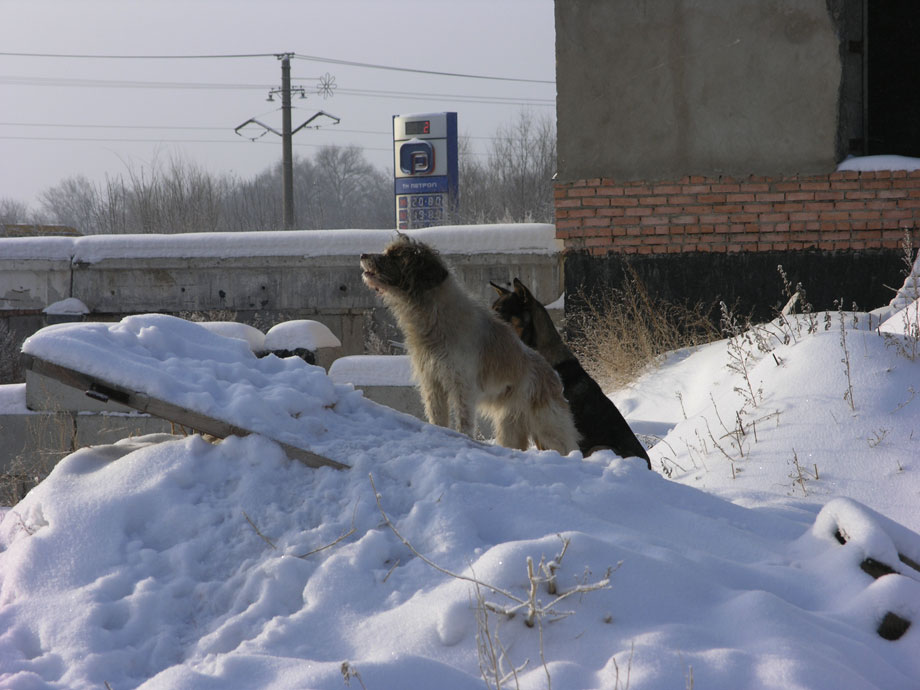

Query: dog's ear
[490,281,511,296]
[512,277,534,304]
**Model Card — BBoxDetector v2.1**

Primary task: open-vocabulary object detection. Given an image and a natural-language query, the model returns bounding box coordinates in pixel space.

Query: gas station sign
[393,112,458,229]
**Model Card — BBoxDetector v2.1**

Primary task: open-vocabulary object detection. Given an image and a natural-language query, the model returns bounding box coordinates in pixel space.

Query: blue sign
[393,112,458,230]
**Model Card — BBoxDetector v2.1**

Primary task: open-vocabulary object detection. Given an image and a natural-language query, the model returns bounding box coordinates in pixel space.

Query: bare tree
[39,175,100,234]
[455,111,557,225]
[488,110,556,222]
[0,198,36,226]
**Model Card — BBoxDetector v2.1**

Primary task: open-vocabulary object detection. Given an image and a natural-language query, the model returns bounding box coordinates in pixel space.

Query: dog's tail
[524,352,581,454]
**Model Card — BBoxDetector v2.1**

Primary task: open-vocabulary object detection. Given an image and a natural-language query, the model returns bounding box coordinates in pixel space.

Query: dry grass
[0,413,74,506]
[566,268,719,390]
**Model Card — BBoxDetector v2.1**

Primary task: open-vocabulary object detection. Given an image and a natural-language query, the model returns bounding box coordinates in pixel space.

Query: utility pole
[234,54,340,230]
[280,54,295,230]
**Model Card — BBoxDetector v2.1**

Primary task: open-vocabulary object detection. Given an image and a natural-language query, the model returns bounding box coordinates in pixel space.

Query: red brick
[582,197,611,207]
[583,217,613,229]
[624,185,652,196]
[726,193,756,203]
[625,207,653,217]
[555,219,584,230]
[556,198,583,208]
[730,213,758,223]
[585,236,611,246]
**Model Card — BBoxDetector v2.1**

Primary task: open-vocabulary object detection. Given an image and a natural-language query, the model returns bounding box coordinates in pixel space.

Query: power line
[0,133,391,151]
[332,87,553,107]
[0,50,554,85]
[0,75,275,90]
[0,74,554,106]
[0,122,232,132]
[0,51,279,60]
[292,53,553,84]
[0,121,525,142]
[0,134,498,156]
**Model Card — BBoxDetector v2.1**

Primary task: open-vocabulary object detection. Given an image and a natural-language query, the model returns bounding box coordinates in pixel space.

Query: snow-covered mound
[1,313,920,689]
[264,320,341,352]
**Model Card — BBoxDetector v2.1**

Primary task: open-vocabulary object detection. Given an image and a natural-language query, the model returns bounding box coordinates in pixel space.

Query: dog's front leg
[448,385,476,437]
[494,413,529,451]
[420,377,450,428]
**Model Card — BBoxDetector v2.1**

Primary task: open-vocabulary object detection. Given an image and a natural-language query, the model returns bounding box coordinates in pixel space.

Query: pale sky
[0,0,555,210]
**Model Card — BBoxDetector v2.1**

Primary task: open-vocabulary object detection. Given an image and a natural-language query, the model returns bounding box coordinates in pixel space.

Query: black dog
[491,278,651,469]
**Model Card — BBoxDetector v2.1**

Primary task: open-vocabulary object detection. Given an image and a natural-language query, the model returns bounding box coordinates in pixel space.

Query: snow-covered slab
[20,315,372,470]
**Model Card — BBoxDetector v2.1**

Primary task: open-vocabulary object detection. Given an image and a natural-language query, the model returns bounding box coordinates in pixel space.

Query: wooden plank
[22,354,348,471]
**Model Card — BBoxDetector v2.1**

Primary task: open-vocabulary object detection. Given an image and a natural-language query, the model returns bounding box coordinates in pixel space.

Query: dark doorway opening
[867,1,920,156]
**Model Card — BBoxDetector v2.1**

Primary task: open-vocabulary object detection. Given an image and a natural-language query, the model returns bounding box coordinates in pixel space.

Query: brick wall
[555,170,920,255]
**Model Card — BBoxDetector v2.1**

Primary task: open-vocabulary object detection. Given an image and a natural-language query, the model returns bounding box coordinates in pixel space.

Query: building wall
[555,0,843,183]
[554,0,917,316]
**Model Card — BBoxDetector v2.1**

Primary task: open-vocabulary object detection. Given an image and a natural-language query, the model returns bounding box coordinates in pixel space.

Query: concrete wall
[555,0,843,182]
[0,225,564,378]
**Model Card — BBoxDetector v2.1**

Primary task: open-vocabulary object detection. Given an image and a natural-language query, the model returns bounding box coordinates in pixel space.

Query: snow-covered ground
[1,300,920,688]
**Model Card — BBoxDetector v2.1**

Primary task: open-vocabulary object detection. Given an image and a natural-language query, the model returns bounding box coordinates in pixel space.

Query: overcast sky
[0,0,555,211]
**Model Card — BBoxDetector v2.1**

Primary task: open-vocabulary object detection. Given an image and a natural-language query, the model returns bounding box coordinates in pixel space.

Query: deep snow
[1,295,919,688]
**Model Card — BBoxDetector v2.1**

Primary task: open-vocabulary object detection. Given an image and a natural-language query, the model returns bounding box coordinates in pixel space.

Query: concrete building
[554,0,920,318]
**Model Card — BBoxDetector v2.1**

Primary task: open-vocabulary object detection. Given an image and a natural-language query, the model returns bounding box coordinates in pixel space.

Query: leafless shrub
[567,269,718,390]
